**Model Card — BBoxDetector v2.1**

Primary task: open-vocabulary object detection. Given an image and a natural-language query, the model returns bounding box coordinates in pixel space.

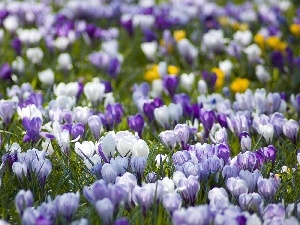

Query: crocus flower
[163,192,182,214]
[226,177,248,197]
[15,190,34,215]
[101,163,118,183]
[73,106,90,125]
[75,141,95,159]
[132,139,149,158]
[257,178,279,200]
[174,124,190,150]
[239,131,252,152]
[0,63,12,80]
[258,123,274,144]
[159,130,177,149]
[154,105,170,128]
[88,115,102,140]
[127,113,144,137]
[95,198,114,225]
[54,192,80,223]
[0,100,15,125]
[32,158,52,188]
[282,119,299,144]
[163,75,178,98]
[239,193,263,212]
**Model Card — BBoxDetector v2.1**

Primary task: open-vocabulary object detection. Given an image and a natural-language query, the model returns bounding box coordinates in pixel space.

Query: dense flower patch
[0,0,300,224]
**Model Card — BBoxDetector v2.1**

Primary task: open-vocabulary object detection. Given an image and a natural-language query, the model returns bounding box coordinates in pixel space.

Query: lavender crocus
[257,178,279,200]
[226,177,248,197]
[0,100,15,125]
[54,192,80,223]
[101,163,118,183]
[239,131,251,152]
[32,158,52,188]
[159,130,177,149]
[163,192,182,214]
[95,198,114,225]
[174,124,190,150]
[71,123,85,140]
[127,113,144,137]
[88,115,102,140]
[130,156,147,185]
[239,193,263,212]
[177,175,200,206]
[282,119,299,144]
[22,117,42,143]
[15,190,34,215]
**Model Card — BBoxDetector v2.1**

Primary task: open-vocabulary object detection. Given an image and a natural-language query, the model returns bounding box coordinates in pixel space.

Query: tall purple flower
[22,117,42,143]
[0,63,12,80]
[163,75,178,97]
[11,38,22,55]
[0,100,15,125]
[282,119,299,144]
[54,192,80,223]
[127,113,144,137]
[200,110,215,134]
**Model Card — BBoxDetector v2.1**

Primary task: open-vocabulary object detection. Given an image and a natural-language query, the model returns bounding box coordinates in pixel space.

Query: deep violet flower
[127,113,144,137]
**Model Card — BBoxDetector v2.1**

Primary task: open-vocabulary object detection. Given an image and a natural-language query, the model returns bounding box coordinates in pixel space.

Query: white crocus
[84,81,106,104]
[38,68,55,85]
[75,141,95,159]
[219,59,233,78]
[233,30,253,46]
[3,15,19,33]
[17,104,43,120]
[161,177,175,194]
[26,47,43,64]
[244,44,261,63]
[154,105,170,128]
[141,42,157,60]
[117,135,138,157]
[180,73,195,92]
[84,154,102,170]
[12,56,25,74]
[132,139,149,158]
[255,65,271,83]
[151,79,163,97]
[101,131,116,159]
[54,36,69,51]
[198,80,207,95]
[41,138,54,155]
[168,103,183,123]
[73,106,90,125]
[258,123,274,143]
[57,53,72,70]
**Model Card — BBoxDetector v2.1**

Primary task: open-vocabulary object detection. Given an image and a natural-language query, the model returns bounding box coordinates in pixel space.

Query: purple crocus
[71,123,85,140]
[143,101,156,122]
[15,190,34,216]
[127,113,144,137]
[282,119,299,144]
[32,158,52,188]
[95,198,114,225]
[163,75,178,98]
[22,117,42,143]
[163,192,182,214]
[0,63,12,80]
[54,192,80,223]
[88,115,102,140]
[0,100,15,125]
[174,124,190,150]
[11,38,22,55]
[200,110,215,134]
[271,51,285,72]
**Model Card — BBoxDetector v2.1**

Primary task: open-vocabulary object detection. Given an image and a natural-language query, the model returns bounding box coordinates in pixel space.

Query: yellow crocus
[266,36,287,52]
[254,33,265,49]
[230,78,250,93]
[212,68,225,89]
[290,23,300,37]
[174,30,186,42]
[144,65,159,82]
[168,65,180,75]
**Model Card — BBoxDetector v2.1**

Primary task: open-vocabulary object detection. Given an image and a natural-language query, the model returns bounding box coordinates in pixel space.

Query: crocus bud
[163,75,178,97]
[32,158,52,188]
[197,80,207,94]
[12,162,28,179]
[101,163,117,183]
[71,123,85,140]
[74,106,90,125]
[154,105,170,128]
[130,156,147,177]
[226,177,248,197]
[88,115,102,140]
[26,47,43,64]
[0,100,15,124]
[3,15,19,33]
[95,198,114,225]
[0,63,12,80]
[168,103,182,124]
[132,139,149,158]
[127,113,144,137]
[75,141,95,159]
[38,69,55,86]
[282,119,299,144]
[239,131,252,152]
[141,42,157,60]
[159,130,177,149]
[15,190,33,215]
[163,192,182,214]
[57,53,72,70]
[239,193,263,212]
[174,124,190,150]
[100,131,116,161]
[54,192,80,223]
[258,123,274,144]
